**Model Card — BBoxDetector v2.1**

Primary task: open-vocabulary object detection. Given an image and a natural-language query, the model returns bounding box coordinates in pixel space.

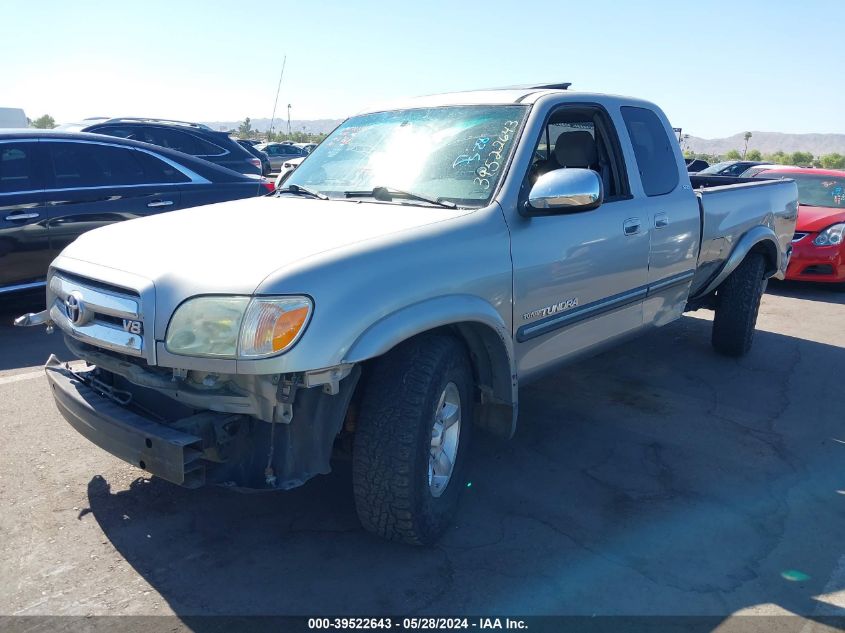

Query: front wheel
[352,334,473,545]
[711,253,768,357]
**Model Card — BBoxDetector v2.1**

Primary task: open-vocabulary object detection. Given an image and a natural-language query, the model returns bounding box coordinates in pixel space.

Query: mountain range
[204,119,845,156]
[685,132,845,156]
[202,118,343,135]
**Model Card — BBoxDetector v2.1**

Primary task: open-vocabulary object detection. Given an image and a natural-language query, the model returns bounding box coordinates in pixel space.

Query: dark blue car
[0,130,273,294]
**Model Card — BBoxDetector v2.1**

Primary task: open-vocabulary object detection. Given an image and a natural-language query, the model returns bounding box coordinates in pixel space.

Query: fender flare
[693,226,782,300]
[344,294,519,438]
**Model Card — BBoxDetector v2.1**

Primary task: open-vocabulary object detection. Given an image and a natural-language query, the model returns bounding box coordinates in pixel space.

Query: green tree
[237,117,253,138]
[746,149,762,161]
[684,151,720,164]
[266,130,327,144]
[789,151,814,167]
[725,149,742,160]
[763,151,789,165]
[819,153,845,169]
[30,114,56,129]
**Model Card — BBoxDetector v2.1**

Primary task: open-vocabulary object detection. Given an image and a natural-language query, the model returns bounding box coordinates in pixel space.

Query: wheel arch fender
[693,225,782,300]
[344,295,518,438]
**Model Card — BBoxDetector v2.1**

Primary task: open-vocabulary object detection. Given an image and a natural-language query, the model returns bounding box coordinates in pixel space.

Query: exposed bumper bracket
[44,356,222,488]
[14,309,52,329]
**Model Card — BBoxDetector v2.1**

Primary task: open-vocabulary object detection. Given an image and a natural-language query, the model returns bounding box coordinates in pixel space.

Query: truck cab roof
[356,84,655,114]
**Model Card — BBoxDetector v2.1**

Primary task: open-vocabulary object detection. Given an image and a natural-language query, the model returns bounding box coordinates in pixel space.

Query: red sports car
[754,168,845,286]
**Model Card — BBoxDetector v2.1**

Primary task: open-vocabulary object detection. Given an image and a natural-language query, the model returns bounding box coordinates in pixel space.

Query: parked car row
[256,142,308,172]
[0,130,273,293]
[687,159,822,178]
[60,118,266,176]
[236,139,272,176]
[694,160,771,176]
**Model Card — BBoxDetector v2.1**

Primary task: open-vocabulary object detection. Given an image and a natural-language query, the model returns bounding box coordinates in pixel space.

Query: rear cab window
[621,106,679,197]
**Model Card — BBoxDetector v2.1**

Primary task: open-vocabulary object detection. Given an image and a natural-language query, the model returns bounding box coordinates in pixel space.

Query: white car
[274,156,305,188]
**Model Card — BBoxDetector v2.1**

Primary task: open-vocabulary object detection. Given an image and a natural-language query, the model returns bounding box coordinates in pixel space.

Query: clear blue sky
[4,0,844,138]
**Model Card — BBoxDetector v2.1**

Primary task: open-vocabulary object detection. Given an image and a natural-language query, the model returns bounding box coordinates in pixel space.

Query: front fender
[344,294,511,363]
[344,294,519,438]
[692,225,782,300]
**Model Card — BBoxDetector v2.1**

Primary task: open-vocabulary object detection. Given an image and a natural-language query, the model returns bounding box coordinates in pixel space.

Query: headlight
[813,223,845,246]
[239,297,312,358]
[165,296,312,359]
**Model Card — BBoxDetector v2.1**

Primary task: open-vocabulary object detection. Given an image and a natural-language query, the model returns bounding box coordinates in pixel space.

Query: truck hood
[796,204,845,233]
[60,196,469,294]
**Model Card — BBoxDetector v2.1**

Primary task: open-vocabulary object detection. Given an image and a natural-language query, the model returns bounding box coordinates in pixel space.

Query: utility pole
[268,55,286,140]
[287,104,292,136]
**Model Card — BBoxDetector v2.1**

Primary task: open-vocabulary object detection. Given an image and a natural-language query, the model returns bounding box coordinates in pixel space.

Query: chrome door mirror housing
[524,168,603,216]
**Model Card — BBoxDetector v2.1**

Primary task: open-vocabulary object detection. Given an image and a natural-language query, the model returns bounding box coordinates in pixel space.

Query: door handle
[5,212,40,221]
[654,213,669,229]
[623,218,641,235]
[147,200,174,208]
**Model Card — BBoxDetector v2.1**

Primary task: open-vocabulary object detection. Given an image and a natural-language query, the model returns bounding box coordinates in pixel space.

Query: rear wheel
[352,334,473,545]
[711,253,768,357]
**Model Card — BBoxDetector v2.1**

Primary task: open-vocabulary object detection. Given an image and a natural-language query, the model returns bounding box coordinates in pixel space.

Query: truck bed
[689,176,798,297]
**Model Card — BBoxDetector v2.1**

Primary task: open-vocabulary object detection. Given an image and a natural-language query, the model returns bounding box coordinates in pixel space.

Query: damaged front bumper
[45,356,237,488]
[44,356,360,491]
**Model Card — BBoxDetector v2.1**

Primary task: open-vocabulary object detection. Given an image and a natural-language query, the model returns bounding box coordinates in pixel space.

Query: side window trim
[520,102,632,204]
[592,112,631,202]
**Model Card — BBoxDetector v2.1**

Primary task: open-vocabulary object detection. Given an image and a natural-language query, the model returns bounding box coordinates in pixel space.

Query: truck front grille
[49,273,147,357]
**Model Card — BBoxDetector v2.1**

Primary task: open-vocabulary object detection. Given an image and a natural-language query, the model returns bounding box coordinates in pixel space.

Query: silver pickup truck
[17,83,798,545]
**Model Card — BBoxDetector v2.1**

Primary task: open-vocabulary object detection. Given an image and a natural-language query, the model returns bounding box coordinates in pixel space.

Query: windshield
[760,172,845,208]
[696,161,733,175]
[285,105,529,207]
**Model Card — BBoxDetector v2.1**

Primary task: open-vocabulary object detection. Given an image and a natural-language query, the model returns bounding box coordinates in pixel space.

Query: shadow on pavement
[0,291,69,372]
[81,315,845,623]
[767,279,845,305]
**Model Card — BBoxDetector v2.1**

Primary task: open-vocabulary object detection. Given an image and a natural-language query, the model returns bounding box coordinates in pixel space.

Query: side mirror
[523,168,603,216]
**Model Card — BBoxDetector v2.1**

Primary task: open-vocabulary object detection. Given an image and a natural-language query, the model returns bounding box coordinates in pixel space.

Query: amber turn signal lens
[238,297,312,358]
[272,306,310,352]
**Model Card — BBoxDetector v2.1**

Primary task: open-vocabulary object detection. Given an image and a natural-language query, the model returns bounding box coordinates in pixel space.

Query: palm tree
[742,132,752,159]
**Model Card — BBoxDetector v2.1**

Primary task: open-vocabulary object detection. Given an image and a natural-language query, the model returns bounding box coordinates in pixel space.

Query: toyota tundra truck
[16,83,798,545]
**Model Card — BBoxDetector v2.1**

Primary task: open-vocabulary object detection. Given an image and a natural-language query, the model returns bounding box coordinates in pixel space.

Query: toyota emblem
[65,291,87,325]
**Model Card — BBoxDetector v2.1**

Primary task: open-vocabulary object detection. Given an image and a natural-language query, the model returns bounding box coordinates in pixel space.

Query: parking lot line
[0,361,85,387]
[0,369,46,386]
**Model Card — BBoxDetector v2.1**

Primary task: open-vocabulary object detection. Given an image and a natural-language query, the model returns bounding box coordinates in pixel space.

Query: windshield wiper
[344,186,457,209]
[277,184,328,200]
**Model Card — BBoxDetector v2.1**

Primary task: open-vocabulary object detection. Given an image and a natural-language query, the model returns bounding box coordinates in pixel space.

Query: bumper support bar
[45,356,207,487]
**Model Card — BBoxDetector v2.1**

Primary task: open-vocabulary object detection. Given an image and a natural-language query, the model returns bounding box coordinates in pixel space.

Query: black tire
[711,253,768,357]
[352,334,473,545]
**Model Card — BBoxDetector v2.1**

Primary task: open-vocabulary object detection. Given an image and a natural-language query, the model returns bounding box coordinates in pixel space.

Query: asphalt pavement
[1,283,844,627]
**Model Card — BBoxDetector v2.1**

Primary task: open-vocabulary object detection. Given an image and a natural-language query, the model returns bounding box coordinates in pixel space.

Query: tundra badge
[522,298,579,321]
